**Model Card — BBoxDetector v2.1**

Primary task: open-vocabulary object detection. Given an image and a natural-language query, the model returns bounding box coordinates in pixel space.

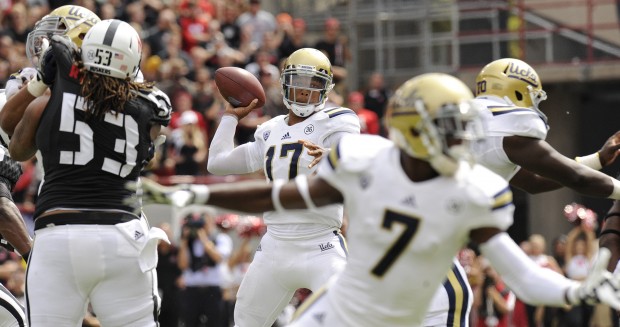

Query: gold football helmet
[475,58,547,109]
[26,5,101,66]
[387,73,485,176]
[280,48,334,117]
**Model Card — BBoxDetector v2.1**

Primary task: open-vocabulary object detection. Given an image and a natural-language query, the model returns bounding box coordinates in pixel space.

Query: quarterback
[136,73,620,327]
[206,48,359,327]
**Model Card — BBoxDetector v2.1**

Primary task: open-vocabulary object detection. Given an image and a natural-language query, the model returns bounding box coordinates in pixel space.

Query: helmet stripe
[103,20,121,46]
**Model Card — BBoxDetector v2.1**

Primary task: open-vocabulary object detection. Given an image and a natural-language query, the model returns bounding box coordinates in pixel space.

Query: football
[214,67,267,108]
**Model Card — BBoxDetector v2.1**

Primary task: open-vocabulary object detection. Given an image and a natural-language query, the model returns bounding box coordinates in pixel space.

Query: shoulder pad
[134,88,172,126]
[461,164,512,209]
[327,134,392,173]
[312,107,361,136]
[322,107,357,119]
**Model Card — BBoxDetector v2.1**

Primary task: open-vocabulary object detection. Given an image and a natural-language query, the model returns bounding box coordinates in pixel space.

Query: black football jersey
[34,39,171,218]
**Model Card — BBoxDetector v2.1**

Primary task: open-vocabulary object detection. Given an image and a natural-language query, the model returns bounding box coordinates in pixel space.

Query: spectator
[5,3,32,47]
[526,234,563,327]
[145,8,181,59]
[170,110,209,176]
[363,71,391,135]
[563,206,597,327]
[347,91,380,135]
[314,17,350,84]
[236,0,276,50]
[220,3,242,49]
[178,212,233,327]
[157,222,182,327]
[179,0,214,53]
[275,17,309,63]
[245,50,279,80]
[476,260,515,327]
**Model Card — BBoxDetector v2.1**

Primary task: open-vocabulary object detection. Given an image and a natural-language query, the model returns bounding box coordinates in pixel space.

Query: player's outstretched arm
[504,136,620,199]
[599,200,620,273]
[9,95,48,161]
[134,175,343,213]
[477,230,620,309]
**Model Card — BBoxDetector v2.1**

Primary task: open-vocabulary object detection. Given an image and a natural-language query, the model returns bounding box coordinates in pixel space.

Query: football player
[206,47,360,327]
[9,20,171,326]
[135,73,620,326]
[472,58,620,196]
[0,93,30,327]
[0,5,102,136]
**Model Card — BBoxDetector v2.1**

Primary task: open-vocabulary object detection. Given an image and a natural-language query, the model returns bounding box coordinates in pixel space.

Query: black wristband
[604,212,620,221]
[600,229,620,239]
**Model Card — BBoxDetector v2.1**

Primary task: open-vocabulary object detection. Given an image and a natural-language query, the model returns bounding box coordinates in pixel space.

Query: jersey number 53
[58,92,139,177]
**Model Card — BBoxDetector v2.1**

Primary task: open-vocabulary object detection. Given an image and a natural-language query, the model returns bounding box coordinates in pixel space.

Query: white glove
[128,178,210,208]
[6,67,38,100]
[565,248,620,309]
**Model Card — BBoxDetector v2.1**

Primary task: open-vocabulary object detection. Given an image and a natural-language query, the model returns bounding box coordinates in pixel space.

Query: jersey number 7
[371,210,420,277]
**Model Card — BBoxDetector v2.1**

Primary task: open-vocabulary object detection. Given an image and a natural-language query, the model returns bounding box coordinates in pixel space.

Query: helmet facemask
[527,85,547,110]
[390,99,485,176]
[281,67,333,117]
[26,6,100,67]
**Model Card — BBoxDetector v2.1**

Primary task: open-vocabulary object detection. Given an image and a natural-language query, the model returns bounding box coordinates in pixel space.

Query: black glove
[0,234,15,252]
[39,46,57,86]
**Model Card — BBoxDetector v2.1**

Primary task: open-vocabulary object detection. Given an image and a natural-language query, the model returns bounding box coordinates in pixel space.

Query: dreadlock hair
[76,51,155,121]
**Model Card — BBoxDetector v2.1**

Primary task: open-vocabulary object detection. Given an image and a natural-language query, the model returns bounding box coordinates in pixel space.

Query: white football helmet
[26,5,100,67]
[280,48,334,117]
[81,20,142,80]
[387,73,485,176]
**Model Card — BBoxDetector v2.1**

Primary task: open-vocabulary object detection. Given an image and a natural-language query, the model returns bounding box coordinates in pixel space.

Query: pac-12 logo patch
[263,130,271,141]
[304,124,315,135]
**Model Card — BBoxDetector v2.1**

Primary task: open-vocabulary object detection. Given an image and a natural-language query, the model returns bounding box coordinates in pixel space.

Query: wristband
[26,78,48,97]
[600,229,620,238]
[295,175,317,210]
[271,179,286,212]
[575,152,602,170]
[609,178,620,200]
[564,284,581,306]
[189,185,210,204]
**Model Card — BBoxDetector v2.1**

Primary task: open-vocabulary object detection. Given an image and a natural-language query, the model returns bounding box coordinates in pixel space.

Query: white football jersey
[472,96,549,180]
[423,258,472,327]
[250,107,360,237]
[315,134,514,327]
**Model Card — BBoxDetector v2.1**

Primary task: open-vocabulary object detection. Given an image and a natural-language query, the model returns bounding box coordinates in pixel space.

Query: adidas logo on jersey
[402,196,416,207]
[313,313,325,323]
[319,242,334,252]
[134,230,144,240]
[256,244,262,251]
[281,132,291,140]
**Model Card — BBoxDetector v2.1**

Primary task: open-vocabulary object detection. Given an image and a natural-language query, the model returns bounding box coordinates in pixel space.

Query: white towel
[115,217,170,272]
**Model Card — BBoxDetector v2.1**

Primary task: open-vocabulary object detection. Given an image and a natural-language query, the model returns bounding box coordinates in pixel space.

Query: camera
[184,213,205,238]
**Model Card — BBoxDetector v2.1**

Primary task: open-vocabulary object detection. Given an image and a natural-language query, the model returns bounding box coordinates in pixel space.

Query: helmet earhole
[514,91,523,101]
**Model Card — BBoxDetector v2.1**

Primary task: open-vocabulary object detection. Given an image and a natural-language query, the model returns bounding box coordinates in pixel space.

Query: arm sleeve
[207,115,262,175]
[323,131,352,148]
[480,232,576,306]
